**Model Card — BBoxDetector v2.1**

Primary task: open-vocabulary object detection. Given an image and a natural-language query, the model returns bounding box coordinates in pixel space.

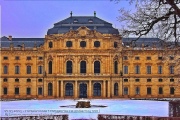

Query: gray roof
[122,38,164,48]
[0,36,44,48]
[47,16,119,35]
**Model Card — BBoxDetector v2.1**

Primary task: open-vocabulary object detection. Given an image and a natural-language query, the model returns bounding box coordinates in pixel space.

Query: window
[158,57,163,60]
[147,79,151,82]
[15,66,20,74]
[26,88,31,95]
[15,78,19,82]
[169,66,174,74]
[170,87,174,95]
[135,56,140,60]
[114,83,118,96]
[114,42,118,48]
[159,87,163,94]
[38,79,43,82]
[4,87,8,95]
[15,56,20,60]
[124,79,128,82]
[147,66,151,74]
[93,83,101,96]
[124,87,128,95]
[27,78,31,82]
[80,41,86,47]
[170,56,174,60]
[3,56,8,60]
[38,57,43,60]
[170,78,174,82]
[48,61,52,74]
[135,65,140,74]
[38,87,43,95]
[135,87,140,95]
[48,83,53,96]
[3,65,8,74]
[114,61,118,74]
[65,83,73,96]
[49,41,53,48]
[158,78,163,82]
[15,87,19,95]
[94,61,100,73]
[147,87,151,95]
[135,79,140,82]
[66,41,72,47]
[26,66,31,74]
[158,66,163,74]
[146,56,151,60]
[38,66,43,74]
[124,66,128,74]
[66,61,73,74]
[26,56,31,60]
[3,78,8,82]
[80,61,86,73]
[94,41,100,47]
[123,56,128,60]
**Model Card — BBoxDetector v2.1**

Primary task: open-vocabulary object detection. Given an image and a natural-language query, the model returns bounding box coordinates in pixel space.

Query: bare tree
[115,0,180,44]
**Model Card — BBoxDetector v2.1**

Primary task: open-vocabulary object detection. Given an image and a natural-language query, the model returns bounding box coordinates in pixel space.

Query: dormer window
[73,19,78,23]
[88,19,93,23]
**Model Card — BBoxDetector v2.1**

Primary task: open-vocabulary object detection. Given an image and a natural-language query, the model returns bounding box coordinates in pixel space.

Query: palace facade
[1,13,180,99]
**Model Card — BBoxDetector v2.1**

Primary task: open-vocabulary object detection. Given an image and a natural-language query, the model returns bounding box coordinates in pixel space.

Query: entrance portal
[79,83,87,98]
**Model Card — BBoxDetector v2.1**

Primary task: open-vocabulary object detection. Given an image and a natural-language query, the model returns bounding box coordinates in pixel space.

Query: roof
[0,36,44,48]
[47,16,119,35]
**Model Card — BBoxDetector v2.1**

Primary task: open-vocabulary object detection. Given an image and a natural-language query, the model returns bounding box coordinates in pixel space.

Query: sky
[1,0,131,38]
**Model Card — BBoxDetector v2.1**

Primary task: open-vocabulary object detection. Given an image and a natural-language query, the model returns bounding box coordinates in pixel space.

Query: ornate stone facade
[1,15,180,99]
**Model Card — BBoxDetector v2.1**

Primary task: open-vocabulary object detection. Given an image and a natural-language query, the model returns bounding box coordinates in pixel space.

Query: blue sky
[1,0,131,38]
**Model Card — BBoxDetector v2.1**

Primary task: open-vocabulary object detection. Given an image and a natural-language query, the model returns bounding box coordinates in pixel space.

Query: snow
[0,99,169,119]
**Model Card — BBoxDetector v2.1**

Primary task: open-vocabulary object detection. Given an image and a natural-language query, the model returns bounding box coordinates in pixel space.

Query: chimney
[94,11,96,17]
[70,11,72,17]
[8,35,12,40]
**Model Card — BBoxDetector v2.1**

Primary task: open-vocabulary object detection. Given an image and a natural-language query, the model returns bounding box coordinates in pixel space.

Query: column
[119,79,122,97]
[111,81,114,97]
[60,80,64,98]
[103,80,106,98]
[75,80,78,98]
[44,80,47,97]
[88,80,92,98]
[107,80,110,98]
[56,81,59,98]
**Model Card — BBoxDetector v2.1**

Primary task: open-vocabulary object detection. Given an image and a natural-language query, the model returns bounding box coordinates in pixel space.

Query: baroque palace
[1,13,180,99]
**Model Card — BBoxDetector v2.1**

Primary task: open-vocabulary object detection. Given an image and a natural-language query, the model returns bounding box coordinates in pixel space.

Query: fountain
[76,99,91,108]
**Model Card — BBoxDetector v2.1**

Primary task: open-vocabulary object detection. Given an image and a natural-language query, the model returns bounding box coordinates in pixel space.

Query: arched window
[114,83,118,96]
[48,61,52,74]
[135,87,140,95]
[94,61,100,73]
[65,83,73,96]
[4,65,8,74]
[114,61,118,74]
[93,83,101,96]
[48,83,53,96]
[66,61,72,73]
[49,42,53,48]
[80,61,86,73]
[124,87,128,95]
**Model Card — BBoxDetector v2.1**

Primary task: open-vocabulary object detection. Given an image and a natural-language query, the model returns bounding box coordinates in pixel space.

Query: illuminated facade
[1,13,180,99]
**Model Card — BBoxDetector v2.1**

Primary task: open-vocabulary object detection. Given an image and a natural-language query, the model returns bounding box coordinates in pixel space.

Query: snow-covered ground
[0,99,169,119]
